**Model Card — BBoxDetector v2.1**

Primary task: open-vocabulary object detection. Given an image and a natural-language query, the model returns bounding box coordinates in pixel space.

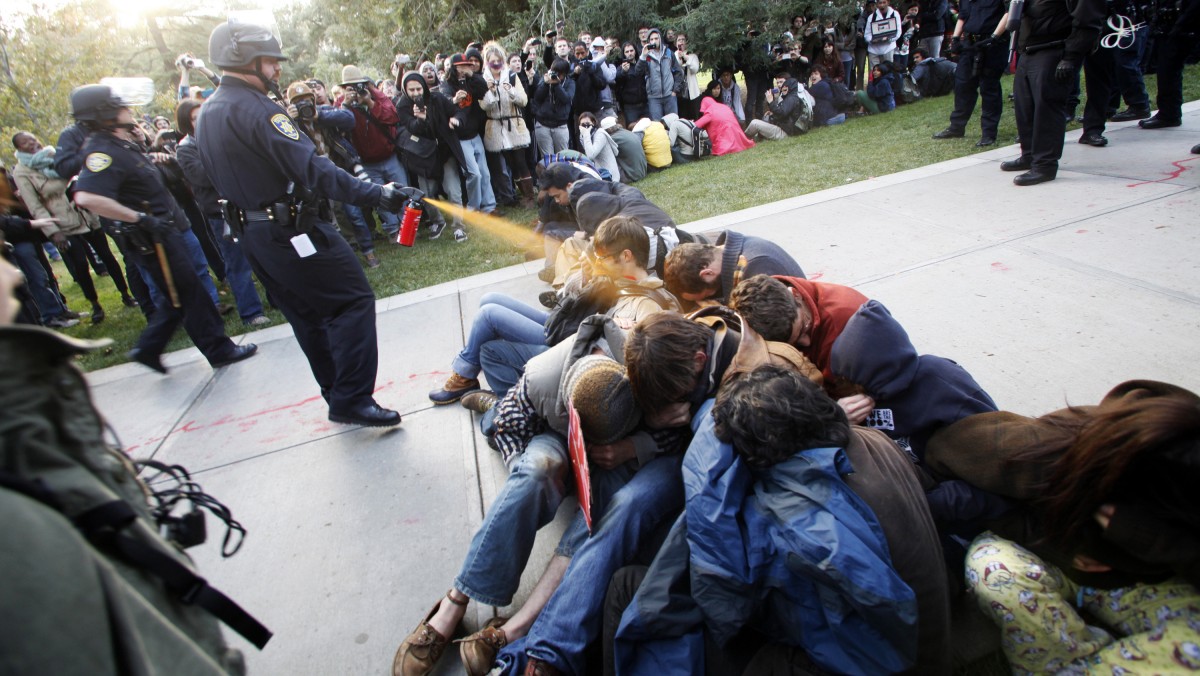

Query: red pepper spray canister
[397,198,422,247]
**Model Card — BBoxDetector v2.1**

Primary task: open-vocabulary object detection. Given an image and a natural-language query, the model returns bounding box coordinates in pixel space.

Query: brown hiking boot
[428,373,480,405]
[460,390,499,414]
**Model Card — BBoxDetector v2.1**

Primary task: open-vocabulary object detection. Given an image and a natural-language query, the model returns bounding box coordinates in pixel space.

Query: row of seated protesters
[392,178,1200,675]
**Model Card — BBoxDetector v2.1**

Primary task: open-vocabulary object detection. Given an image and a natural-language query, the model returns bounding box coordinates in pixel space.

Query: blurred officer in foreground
[71,84,258,373]
[197,19,417,427]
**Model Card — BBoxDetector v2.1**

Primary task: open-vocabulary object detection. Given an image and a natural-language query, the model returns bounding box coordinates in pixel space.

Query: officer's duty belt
[242,209,273,222]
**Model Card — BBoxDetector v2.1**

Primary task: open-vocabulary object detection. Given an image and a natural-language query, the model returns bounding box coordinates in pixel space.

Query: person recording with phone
[337,65,409,241]
[532,58,575,156]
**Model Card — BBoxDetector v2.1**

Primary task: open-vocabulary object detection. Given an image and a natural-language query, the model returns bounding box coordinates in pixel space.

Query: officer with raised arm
[196,18,419,427]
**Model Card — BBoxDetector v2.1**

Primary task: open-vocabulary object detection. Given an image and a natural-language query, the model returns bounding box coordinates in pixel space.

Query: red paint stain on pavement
[1076,229,1088,234]
[1127,156,1198,187]
[126,370,453,450]
[401,518,421,525]
[808,271,824,281]
[991,262,1010,271]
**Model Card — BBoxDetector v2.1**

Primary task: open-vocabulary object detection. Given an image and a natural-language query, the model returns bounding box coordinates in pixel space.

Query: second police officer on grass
[70,84,258,375]
[196,18,421,427]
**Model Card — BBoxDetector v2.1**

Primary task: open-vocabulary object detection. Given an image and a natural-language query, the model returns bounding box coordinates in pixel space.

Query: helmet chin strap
[228,56,283,98]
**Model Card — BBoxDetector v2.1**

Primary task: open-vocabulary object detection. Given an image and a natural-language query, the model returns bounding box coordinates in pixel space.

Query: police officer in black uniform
[71,85,257,374]
[196,20,417,427]
[932,0,1010,146]
[1000,0,1105,185]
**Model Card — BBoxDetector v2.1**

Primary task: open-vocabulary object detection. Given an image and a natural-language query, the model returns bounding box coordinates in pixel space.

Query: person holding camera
[176,53,220,101]
[439,52,498,232]
[480,42,537,208]
[639,28,684,121]
[395,71,460,240]
[337,65,409,241]
[532,58,576,157]
[864,0,903,67]
[615,42,650,125]
[69,84,257,374]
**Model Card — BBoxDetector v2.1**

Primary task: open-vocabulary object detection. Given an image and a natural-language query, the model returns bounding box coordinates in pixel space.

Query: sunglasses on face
[580,123,593,128]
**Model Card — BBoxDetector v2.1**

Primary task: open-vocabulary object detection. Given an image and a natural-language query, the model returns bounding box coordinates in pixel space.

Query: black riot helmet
[209,20,287,69]
[69,84,128,123]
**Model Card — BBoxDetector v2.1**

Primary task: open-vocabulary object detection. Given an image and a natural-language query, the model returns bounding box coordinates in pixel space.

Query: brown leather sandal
[392,591,467,676]
[455,616,509,676]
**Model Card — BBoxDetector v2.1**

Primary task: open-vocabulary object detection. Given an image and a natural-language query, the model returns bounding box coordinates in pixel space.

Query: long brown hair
[1035,394,1200,543]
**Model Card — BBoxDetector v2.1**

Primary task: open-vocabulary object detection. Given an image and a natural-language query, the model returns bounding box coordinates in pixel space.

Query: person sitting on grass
[577,112,621,183]
[693,95,756,155]
[807,65,848,126]
[855,63,896,114]
[631,118,673,171]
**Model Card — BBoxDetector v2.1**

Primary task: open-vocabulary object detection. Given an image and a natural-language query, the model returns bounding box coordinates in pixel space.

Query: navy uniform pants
[948,39,1008,138]
[1082,45,1117,135]
[132,228,236,362]
[239,216,379,413]
[1013,47,1072,174]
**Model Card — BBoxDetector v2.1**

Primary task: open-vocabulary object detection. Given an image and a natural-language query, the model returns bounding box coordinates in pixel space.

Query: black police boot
[932,128,965,139]
[1139,115,1181,129]
[210,343,258,368]
[1000,156,1033,172]
[1192,144,1200,155]
[1078,132,1108,147]
[329,402,402,427]
[1013,169,1056,186]
[975,137,996,147]
[1109,106,1150,122]
[128,348,168,374]
[91,302,105,325]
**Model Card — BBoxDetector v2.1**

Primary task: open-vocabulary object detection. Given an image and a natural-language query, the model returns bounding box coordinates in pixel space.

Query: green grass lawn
[53,65,1200,372]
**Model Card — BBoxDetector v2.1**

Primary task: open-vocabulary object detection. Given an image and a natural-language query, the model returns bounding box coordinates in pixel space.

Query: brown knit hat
[563,355,641,445]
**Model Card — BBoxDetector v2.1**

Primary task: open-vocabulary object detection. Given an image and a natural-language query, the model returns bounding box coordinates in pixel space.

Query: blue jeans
[621,102,648,125]
[454,432,580,607]
[341,202,375,253]
[646,94,679,121]
[207,218,264,321]
[452,293,548,379]
[179,227,220,305]
[11,241,66,321]
[524,453,686,674]
[826,113,847,125]
[480,340,549,399]
[362,155,409,236]
[459,136,497,213]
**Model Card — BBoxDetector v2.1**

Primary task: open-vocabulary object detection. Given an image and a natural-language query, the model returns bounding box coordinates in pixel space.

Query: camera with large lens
[350,82,371,98]
[294,98,316,121]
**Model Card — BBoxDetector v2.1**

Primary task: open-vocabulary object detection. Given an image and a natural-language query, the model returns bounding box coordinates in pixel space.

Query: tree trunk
[144,16,175,72]
[0,27,38,127]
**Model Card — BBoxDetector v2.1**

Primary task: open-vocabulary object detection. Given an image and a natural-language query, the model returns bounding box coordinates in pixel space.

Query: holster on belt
[220,199,245,239]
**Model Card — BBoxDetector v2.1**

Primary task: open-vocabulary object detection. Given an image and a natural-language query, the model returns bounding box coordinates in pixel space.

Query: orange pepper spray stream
[422,197,539,249]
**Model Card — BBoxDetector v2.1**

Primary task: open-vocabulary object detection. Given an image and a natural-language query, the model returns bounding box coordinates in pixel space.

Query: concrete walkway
[87,104,1200,675]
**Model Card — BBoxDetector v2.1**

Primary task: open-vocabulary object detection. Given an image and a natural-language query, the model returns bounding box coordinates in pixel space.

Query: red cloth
[774,275,868,381]
[335,87,400,163]
[694,97,755,156]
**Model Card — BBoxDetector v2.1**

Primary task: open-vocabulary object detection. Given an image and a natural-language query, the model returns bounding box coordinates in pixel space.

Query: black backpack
[830,81,857,111]
[921,58,957,97]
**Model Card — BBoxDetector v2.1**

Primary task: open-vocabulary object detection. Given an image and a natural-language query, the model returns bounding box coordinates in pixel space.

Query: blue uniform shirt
[194,77,382,211]
[74,132,182,220]
[959,0,1009,35]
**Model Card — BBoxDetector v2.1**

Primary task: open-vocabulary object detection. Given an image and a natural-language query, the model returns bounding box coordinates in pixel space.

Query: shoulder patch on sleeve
[270,113,301,140]
[85,152,112,172]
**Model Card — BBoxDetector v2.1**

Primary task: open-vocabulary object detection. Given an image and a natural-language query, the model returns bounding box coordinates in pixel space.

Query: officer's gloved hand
[1054,58,1077,83]
[379,183,424,212]
[136,212,171,237]
[950,37,964,55]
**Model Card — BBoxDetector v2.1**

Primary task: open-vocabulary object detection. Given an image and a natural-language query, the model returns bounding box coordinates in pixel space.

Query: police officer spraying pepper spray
[196,17,420,427]
[71,83,258,374]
